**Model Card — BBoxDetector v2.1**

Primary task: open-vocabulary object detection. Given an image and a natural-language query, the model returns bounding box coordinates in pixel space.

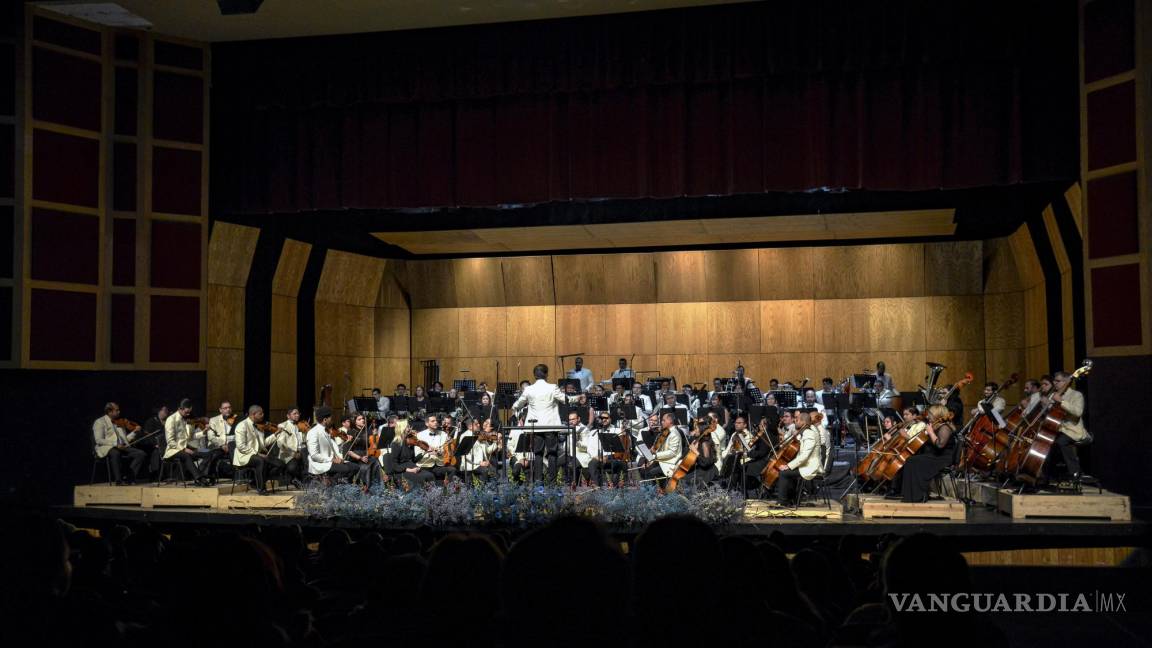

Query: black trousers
[393,467,434,489]
[544,454,569,485]
[639,462,666,485]
[106,447,147,482]
[510,456,544,482]
[900,452,951,503]
[166,451,203,480]
[1055,431,1078,477]
[196,448,227,479]
[284,457,304,481]
[686,464,718,486]
[462,465,497,484]
[423,465,457,482]
[584,458,628,486]
[242,455,285,490]
[742,459,770,493]
[776,468,803,503]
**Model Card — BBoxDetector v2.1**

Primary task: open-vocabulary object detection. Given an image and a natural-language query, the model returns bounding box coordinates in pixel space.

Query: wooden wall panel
[657,353,711,389]
[506,306,555,356]
[707,301,761,354]
[374,357,410,393]
[403,260,458,308]
[1023,285,1048,346]
[269,351,297,412]
[412,308,460,358]
[315,304,373,356]
[655,251,707,303]
[316,250,386,307]
[924,241,982,296]
[207,223,259,286]
[813,244,925,299]
[555,304,605,356]
[377,261,408,309]
[924,296,984,350]
[760,300,815,352]
[758,248,816,299]
[272,239,311,296]
[502,256,555,306]
[984,347,1025,403]
[925,350,986,405]
[869,297,926,352]
[315,354,375,407]
[206,284,244,349]
[703,249,759,302]
[453,257,505,307]
[1026,344,1049,378]
[603,303,658,355]
[207,347,243,412]
[270,294,296,354]
[656,302,708,354]
[757,352,819,388]
[374,306,410,358]
[1008,227,1044,288]
[458,307,508,357]
[814,300,869,352]
[984,292,1025,349]
[504,356,559,383]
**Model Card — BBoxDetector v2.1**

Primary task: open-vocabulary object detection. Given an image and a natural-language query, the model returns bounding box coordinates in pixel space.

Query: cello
[873,373,970,482]
[760,413,823,489]
[666,418,715,492]
[963,373,1018,473]
[1016,361,1093,483]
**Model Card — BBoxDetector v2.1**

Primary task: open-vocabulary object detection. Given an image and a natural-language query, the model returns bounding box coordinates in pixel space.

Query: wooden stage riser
[860,496,967,521]
[971,483,1132,521]
[75,483,298,510]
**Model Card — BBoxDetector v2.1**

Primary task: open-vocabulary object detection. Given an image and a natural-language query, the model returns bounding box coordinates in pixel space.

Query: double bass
[1016,361,1093,483]
[962,373,1018,473]
[760,413,823,489]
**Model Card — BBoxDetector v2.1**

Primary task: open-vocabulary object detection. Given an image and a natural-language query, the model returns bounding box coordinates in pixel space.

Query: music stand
[560,404,590,425]
[453,379,477,392]
[587,395,608,411]
[768,389,799,408]
[353,397,379,415]
[610,404,637,423]
[901,391,927,411]
[611,377,635,392]
[429,396,455,413]
[391,396,411,413]
[454,436,477,460]
[749,404,778,430]
[852,374,876,390]
[850,392,879,448]
[719,392,749,413]
[675,393,690,406]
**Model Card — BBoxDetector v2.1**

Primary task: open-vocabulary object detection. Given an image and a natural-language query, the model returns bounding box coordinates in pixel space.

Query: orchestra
[90,357,1096,503]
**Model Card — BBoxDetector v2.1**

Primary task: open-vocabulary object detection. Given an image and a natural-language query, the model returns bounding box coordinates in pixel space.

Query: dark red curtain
[211,0,1077,214]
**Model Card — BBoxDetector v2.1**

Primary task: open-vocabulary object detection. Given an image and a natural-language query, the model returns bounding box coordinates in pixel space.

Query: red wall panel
[32,129,99,207]
[150,220,201,289]
[1091,263,1143,347]
[152,147,201,215]
[110,293,134,363]
[30,208,99,284]
[29,288,97,361]
[149,295,199,363]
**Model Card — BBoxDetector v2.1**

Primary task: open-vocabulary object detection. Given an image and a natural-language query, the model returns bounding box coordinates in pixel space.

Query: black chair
[794,441,835,509]
[156,455,188,487]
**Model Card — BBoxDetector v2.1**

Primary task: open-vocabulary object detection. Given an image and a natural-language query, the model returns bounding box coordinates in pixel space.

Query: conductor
[512,363,579,483]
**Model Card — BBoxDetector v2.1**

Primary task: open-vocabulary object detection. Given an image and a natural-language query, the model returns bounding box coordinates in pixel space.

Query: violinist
[896,405,956,503]
[415,414,457,481]
[306,406,361,482]
[458,417,499,483]
[92,402,147,485]
[732,414,772,493]
[774,409,825,506]
[272,407,306,488]
[201,400,235,479]
[162,399,208,485]
[344,413,384,488]
[140,403,169,475]
[637,412,684,486]
[232,405,284,494]
[384,419,433,488]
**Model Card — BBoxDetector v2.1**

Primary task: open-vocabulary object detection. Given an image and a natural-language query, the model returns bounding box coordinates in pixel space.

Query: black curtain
[211,0,1077,215]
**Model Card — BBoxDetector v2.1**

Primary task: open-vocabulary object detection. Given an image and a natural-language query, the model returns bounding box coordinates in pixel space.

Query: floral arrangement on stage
[295,479,745,529]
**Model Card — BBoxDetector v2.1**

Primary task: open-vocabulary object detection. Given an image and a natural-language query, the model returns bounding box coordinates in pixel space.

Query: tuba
[920,362,946,404]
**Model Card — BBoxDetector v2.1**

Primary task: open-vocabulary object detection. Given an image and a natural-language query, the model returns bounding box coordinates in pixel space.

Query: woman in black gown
[900,405,956,503]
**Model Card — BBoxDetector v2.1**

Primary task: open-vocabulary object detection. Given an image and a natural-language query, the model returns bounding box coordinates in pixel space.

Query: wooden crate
[217,491,298,510]
[995,488,1131,521]
[860,496,967,521]
[970,481,1004,507]
[743,499,844,521]
[141,483,246,508]
[74,484,143,507]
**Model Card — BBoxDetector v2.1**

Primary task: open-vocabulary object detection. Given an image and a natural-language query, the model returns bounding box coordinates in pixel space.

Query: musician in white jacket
[638,412,684,485]
[774,409,825,506]
[92,402,146,484]
[305,406,360,481]
[161,399,207,484]
[512,364,579,483]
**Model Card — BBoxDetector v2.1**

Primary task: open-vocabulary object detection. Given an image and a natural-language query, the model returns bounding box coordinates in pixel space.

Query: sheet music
[635,442,654,462]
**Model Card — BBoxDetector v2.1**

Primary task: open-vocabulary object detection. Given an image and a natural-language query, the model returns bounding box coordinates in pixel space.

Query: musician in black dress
[899,405,956,503]
[683,418,719,486]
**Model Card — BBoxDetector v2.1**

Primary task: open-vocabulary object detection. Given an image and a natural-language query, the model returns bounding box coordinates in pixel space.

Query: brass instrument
[920,362,946,403]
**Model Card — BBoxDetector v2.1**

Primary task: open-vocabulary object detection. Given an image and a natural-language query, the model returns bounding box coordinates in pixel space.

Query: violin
[113,417,141,433]
[329,426,350,442]
[296,420,311,434]
[184,416,210,430]
[404,432,431,452]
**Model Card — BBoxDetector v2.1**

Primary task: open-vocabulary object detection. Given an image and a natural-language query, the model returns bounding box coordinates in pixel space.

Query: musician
[273,407,306,488]
[372,388,391,416]
[458,417,497,482]
[683,417,719,486]
[232,405,283,494]
[638,412,685,485]
[412,386,429,412]
[718,413,753,481]
[971,382,1007,419]
[1019,379,1042,412]
[476,381,495,400]
[201,401,235,479]
[775,409,825,505]
[658,392,689,426]
[725,415,769,493]
[343,413,384,487]
[92,403,147,485]
[734,365,751,390]
[512,364,581,483]
[776,409,795,444]
[706,394,731,429]
[162,399,208,485]
[140,403,168,474]
[707,378,724,401]
[609,383,628,407]
[801,388,826,418]
[1043,371,1089,484]
[654,379,674,405]
[897,405,955,503]
[768,378,780,391]
[820,377,836,394]
[681,385,700,417]
[568,356,594,391]
[611,358,635,379]
[430,381,445,398]
[477,392,497,422]
[306,406,361,483]
[630,383,654,416]
[872,361,899,394]
[415,414,457,481]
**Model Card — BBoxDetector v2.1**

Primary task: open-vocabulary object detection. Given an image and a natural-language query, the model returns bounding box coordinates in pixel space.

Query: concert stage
[64,481,1147,556]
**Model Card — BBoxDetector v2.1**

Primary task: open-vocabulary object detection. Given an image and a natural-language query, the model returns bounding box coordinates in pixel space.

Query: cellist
[774,409,824,506]
[683,416,719,486]
[1041,370,1089,486]
[896,405,956,503]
